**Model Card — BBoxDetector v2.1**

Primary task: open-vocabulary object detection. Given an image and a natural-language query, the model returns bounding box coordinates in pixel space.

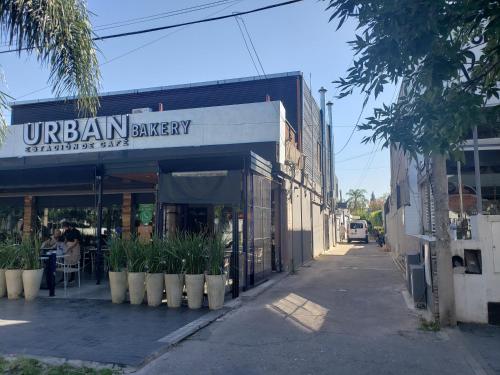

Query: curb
[135,273,288,372]
[239,272,288,301]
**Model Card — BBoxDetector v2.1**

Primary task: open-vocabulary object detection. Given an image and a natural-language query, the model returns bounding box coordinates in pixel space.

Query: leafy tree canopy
[0,0,101,139]
[346,188,368,214]
[324,0,500,157]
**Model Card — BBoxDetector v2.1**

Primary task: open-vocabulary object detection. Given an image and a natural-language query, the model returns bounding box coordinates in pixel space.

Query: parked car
[348,220,369,243]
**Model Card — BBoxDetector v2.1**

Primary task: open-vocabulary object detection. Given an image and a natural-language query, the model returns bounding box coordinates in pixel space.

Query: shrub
[124,237,147,273]
[145,237,164,274]
[207,232,227,275]
[106,236,127,272]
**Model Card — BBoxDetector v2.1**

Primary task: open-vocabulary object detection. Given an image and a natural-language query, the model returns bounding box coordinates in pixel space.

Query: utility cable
[0,0,242,47]
[238,16,266,77]
[336,149,383,164]
[12,0,244,101]
[334,91,369,155]
[234,16,261,76]
[0,0,304,54]
[93,0,237,31]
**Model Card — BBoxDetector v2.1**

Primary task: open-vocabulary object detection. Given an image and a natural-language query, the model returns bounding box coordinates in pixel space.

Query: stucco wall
[312,203,323,257]
[451,215,500,323]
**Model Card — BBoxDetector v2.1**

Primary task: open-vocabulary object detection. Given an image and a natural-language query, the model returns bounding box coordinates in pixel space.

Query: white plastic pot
[0,269,6,298]
[164,274,184,308]
[146,273,164,307]
[109,271,127,304]
[22,269,43,301]
[185,274,204,309]
[206,274,226,310]
[5,269,23,299]
[128,272,146,305]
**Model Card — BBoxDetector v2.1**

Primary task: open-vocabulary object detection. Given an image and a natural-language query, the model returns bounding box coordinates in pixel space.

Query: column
[122,192,133,239]
[23,195,36,237]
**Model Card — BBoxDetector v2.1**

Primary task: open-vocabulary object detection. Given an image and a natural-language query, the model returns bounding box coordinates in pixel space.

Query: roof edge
[10,71,303,107]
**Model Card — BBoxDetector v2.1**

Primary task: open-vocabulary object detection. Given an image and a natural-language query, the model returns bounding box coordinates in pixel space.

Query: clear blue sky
[0,0,392,199]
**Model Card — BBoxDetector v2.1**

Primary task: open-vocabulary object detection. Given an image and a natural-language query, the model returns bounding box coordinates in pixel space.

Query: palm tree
[346,188,368,214]
[0,0,101,142]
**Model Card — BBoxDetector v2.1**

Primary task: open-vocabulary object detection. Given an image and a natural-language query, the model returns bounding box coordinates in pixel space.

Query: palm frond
[0,0,101,116]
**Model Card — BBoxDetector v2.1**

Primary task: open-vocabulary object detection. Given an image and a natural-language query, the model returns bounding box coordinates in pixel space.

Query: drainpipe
[327,100,336,246]
[319,87,327,209]
[327,101,334,208]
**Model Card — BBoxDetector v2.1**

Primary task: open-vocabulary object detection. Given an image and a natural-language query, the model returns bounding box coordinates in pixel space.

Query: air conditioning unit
[406,253,420,294]
[132,107,152,114]
[410,264,426,308]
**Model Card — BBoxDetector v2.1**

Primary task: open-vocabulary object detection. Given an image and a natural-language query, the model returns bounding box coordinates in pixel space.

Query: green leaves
[346,188,368,213]
[0,0,101,116]
[0,237,22,269]
[106,236,127,272]
[124,238,147,273]
[207,232,227,276]
[19,235,42,270]
[323,0,500,155]
[145,236,164,274]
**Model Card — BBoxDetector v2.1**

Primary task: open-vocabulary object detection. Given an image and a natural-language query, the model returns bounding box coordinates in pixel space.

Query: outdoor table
[40,252,67,297]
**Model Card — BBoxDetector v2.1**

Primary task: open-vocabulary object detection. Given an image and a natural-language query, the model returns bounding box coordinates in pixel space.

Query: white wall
[0,101,287,163]
[452,215,500,323]
[312,203,323,257]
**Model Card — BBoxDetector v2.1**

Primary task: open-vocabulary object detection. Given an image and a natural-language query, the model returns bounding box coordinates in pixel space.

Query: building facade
[0,72,338,296]
[386,97,500,324]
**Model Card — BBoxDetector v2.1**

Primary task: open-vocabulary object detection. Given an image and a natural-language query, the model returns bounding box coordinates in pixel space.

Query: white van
[348,220,369,243]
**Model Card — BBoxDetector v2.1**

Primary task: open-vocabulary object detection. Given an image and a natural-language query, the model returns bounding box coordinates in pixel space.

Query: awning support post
[95,167,104,285]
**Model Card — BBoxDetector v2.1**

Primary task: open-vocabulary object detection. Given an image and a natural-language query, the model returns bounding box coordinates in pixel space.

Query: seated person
[62,222,81,265]
[61,222,82,283]
[41,229,64,251]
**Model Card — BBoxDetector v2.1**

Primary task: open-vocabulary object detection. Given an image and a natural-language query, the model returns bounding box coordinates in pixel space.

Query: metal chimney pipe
[319,87,327,208]
[327,100,335,246]
[327,101,334,207]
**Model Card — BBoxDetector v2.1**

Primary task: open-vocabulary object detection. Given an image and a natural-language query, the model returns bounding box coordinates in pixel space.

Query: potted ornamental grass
[125,238,147,305]
[20,236,43,301]
[206,233,227,310]
[145,237,165,307]
[164,235,186,308]
[107,236,128,304]
[4,241,23,299]
[0,239,11,298]
[183,232,207,309]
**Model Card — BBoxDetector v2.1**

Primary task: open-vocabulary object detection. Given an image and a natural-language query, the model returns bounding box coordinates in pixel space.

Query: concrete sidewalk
[0,297,208,367]
[138,242,495,375]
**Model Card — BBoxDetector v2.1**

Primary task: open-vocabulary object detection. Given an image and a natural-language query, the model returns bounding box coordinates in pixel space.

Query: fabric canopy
[159,170,242,205]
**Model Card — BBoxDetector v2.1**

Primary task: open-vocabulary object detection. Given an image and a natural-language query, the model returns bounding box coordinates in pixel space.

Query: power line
[238,16,266,76]
[0,0,242,48]
[93,0,237,31]
[234,16,261,76]
[334,92,369,155]
[0,0,304,54]
[13,0,244,101]
[336,149,383,164]
[355,142,380,187]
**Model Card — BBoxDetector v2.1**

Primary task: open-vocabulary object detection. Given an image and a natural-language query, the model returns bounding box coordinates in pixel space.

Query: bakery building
[0,71,337,295]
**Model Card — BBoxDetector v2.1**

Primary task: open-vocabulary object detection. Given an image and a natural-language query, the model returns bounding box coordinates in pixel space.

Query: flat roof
[10,71,303,107]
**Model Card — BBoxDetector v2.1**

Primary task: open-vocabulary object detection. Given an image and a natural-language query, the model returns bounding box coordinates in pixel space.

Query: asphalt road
[137,242,491,375]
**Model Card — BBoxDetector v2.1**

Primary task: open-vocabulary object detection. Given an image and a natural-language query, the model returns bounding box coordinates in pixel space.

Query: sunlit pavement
[138,242,490,375]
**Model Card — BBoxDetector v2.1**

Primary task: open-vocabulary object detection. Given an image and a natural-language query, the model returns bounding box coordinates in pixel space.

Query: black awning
[0,165,95,189]
[160,170,242,205]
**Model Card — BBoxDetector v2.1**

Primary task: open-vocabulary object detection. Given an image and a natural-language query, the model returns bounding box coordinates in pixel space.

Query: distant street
[138,242,488,375]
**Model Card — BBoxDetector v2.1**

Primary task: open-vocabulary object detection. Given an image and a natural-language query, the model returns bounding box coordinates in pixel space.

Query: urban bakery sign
[22,114,191,153]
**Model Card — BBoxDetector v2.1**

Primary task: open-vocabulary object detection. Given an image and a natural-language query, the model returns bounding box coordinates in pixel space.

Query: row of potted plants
[0,236,44,301]
[107,231,227,310]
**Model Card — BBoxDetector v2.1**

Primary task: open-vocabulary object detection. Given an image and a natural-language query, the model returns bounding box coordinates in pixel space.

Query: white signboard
[0,101,287,163]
